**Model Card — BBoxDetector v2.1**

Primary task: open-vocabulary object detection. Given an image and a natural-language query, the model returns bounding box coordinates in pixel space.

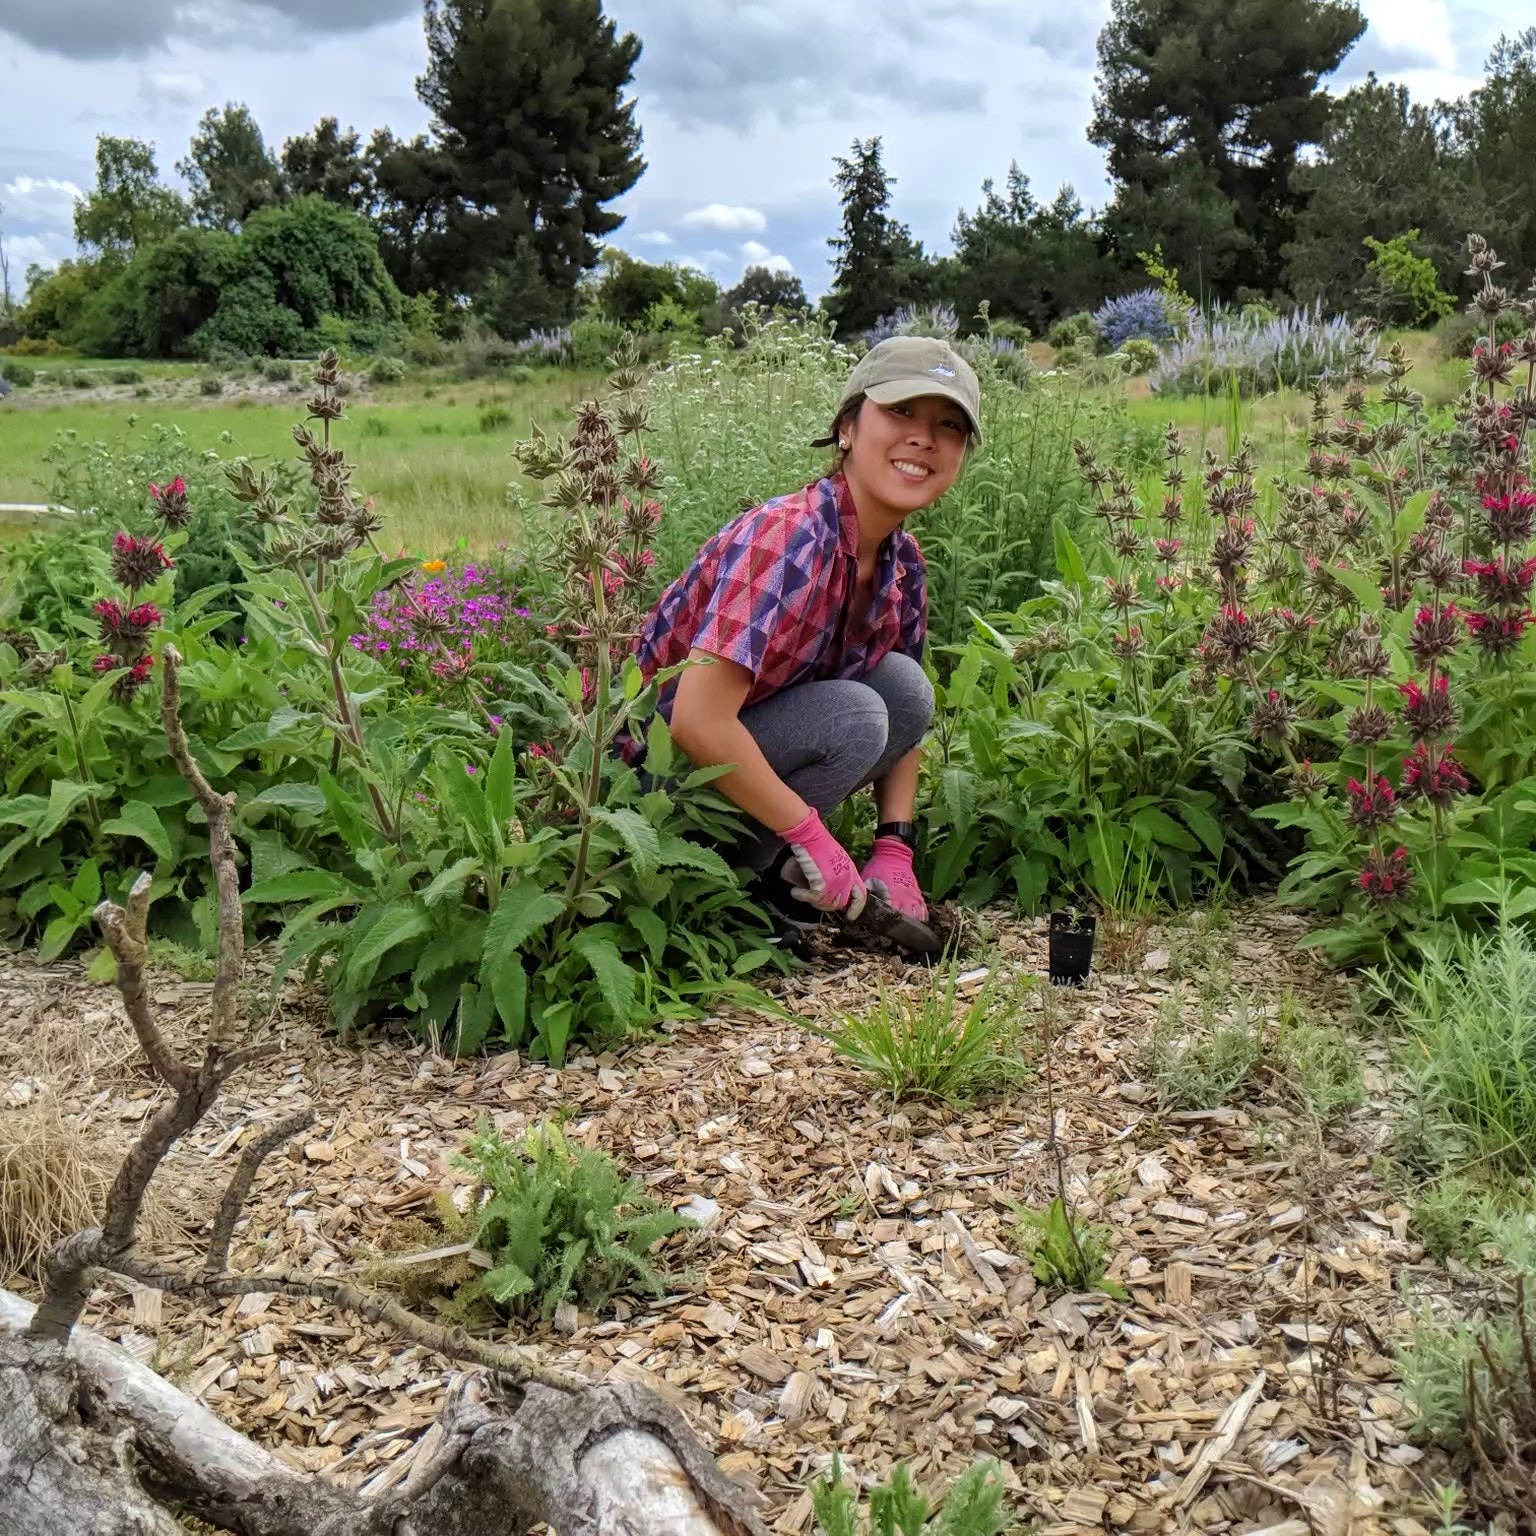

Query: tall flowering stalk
[514,337,665,899]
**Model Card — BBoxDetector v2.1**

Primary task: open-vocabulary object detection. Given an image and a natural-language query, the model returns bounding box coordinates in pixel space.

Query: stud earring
[838,438,849,451]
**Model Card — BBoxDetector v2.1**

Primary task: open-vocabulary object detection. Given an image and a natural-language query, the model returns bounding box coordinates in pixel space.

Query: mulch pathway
[0,905,1457,1534]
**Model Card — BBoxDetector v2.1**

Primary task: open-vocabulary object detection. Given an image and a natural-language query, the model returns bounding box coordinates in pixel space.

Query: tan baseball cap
[832,335,983,446]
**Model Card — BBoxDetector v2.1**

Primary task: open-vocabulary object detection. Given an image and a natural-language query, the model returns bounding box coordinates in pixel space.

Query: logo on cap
[929,364,956,378]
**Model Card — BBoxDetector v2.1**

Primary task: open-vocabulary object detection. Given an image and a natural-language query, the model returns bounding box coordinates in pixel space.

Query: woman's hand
[861,837,926,921]
[780,809,867,917]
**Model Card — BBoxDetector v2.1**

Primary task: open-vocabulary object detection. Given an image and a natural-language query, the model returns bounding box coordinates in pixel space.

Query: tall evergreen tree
[949,164,1121,333]
[1091,0,1366,298]
[1451,28,1536,280]
[74,136,189,259]
[824,137,930,336]
[282,117,373,212]
[1283,75,1464,309]
[176,104,283,231]
[415,0,644,320]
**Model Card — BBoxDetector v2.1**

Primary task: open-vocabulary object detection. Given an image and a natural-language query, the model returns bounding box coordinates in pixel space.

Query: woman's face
[843,394,969,518]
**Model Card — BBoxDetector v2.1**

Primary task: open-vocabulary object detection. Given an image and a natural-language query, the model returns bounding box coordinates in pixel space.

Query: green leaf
[1330,564,1384,614]
[453,981,496,1056]
[70,857,101,909]
[430,747,495,859]
[100,801,174,864]
[244,869,359,905]
[1130,806,1199,853]
[39,779,99,840]
[591,807,661,877]
[627,908,669,965]
[246,783,329,816]
[644,713,676,778]
[1053,520,1089,590]
[483,883,566,958]
[485,952,528,1043]
[655,833,734,880]
[317,769,371,852]
[485,728,516,828]
[569,931,638,1023]
[343,901,431,989]
[39,912,84,963]
[423,856,483,908]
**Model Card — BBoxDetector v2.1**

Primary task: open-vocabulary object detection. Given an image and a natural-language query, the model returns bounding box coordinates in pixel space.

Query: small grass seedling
[811,960,1031,1107]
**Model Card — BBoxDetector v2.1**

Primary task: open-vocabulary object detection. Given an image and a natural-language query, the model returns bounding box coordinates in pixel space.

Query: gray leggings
[737,651,934,869]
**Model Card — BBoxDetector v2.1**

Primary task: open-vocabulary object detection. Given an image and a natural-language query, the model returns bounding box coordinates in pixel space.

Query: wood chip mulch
[0,906,1459,1534]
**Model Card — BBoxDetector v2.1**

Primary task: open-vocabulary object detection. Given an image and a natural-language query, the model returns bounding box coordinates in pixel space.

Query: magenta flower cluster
[348,562,539,683]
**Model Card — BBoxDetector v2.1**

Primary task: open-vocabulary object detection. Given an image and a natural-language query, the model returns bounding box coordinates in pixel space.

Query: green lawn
[0,368,603,553]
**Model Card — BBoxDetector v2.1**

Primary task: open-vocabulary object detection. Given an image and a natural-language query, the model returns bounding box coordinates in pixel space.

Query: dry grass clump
[0,999,183,1286]
[0,1087,120,1283]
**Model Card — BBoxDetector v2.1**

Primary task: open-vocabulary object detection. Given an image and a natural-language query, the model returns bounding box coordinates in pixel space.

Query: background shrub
[199,374,224,396]
[1150,303,1365,396]
[369,356,407,384]
[1092,286,1187,350]
[1048,311,1097,352]
[0,360,36,387]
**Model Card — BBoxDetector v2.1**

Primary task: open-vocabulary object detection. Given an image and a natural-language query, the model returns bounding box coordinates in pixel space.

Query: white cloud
[739,239,794,275]
[1,175,84,218]
[630,230,674,247]
[680,202,766,233]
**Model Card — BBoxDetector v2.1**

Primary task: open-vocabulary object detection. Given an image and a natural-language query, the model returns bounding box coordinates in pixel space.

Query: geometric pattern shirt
[631,472,928,721]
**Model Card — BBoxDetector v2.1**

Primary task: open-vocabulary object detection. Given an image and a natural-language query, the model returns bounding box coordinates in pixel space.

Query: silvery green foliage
[1151,302,1373,397]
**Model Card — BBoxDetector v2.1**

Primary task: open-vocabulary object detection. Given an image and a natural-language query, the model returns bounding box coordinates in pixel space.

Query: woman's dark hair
[815,394,866,475]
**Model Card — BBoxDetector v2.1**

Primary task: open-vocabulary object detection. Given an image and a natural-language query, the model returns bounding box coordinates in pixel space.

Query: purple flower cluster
[349,562,540,684]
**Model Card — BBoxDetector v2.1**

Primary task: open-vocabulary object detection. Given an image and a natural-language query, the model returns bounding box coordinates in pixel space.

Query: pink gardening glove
[779,808,867,918]
[861,837,927,922]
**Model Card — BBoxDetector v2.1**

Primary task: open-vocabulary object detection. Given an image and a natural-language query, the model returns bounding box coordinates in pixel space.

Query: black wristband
[875,820,918,849]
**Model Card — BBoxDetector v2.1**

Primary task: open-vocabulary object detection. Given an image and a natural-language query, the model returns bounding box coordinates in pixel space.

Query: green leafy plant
[1011,1196,1123,1298]
[1369,918,1536,1174]
[1145,989,1362,1120]
[810,961,1030,1106]
[247,345,783,1061]
[811,1454,1008,1536]
[452,1118,693,1320]
[1361,230,1456,328]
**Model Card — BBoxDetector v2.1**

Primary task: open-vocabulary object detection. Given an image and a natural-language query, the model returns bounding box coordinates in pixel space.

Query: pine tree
[1091,0,1366,298]
[416,0,644,320]
[281,117,373,213]
[177,105,283,231]
[824,137,929,336]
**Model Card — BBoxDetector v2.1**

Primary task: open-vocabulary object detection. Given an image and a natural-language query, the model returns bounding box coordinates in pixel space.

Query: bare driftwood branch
[113,1256,586,1392]
[3,643,767,1535]
[159,642,243,1045]
[205,1110,315,1273]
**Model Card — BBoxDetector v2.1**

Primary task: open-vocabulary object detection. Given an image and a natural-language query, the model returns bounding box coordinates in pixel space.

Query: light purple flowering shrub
[1091,287,1188,351]
[1151,303,1370,398]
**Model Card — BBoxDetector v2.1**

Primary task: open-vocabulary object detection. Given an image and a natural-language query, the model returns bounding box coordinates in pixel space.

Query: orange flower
[420,559,447,574]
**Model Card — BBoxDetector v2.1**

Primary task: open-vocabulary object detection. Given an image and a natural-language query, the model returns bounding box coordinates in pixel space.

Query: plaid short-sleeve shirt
[633,473,928,718]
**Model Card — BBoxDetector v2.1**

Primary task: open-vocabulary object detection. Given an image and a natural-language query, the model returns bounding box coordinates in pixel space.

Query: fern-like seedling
[452,1118,693,1320]
[811,1454,1008,1536]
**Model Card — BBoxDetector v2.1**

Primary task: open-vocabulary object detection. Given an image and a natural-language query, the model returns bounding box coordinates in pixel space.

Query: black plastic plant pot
[1048,911,1097,987]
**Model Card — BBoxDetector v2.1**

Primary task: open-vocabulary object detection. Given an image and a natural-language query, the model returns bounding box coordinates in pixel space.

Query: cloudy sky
[0,0,1515,303]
